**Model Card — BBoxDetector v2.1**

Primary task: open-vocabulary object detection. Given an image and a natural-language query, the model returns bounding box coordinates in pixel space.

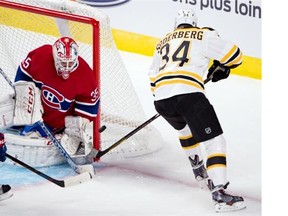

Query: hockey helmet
[52,37,79,79]
[174,9,197,29]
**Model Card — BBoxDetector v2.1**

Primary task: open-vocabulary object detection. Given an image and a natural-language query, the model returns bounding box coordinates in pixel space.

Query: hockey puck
[99,125,107,133]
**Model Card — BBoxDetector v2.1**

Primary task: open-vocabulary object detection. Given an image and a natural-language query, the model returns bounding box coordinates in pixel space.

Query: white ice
[0,51,261,216]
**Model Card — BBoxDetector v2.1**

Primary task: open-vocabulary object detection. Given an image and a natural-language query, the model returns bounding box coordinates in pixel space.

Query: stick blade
[63,172,93,187]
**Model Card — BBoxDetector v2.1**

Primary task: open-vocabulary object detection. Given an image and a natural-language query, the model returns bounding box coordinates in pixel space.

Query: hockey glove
[207,60,230,82]
[61,116,93,156]
[0,133,7,162]
[13,82,43,126]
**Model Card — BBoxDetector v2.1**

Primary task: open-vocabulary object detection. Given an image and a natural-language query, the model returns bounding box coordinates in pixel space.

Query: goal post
[0,0,163,166]
[0,0,101,150]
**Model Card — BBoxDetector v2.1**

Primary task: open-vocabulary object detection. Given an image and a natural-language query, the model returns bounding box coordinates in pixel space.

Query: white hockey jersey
[148,27,242,101]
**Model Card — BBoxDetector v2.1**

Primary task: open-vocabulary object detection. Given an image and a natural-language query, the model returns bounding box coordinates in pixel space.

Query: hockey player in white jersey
[148,9,245,212]
[0,133,13,201]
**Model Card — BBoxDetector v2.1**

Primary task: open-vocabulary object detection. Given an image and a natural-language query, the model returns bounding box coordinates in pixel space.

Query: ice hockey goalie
[1,36,99,167]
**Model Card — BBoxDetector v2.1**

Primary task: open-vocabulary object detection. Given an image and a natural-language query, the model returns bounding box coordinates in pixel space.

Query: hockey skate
[207,180,246,212]
[0,184,13,201]
[189,156,208,189]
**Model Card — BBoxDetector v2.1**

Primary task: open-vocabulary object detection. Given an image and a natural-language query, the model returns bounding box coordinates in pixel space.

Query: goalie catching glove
[60,116,93,156]
[207,60,230,82]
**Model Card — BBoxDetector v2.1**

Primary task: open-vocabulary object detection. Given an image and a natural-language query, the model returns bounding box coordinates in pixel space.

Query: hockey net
[0,0,162,166]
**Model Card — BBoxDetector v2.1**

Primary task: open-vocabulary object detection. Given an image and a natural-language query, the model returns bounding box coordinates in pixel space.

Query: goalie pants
[154,92,223,142]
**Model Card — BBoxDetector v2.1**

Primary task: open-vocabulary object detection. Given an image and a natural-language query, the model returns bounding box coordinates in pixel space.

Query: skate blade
[215,201,246,212]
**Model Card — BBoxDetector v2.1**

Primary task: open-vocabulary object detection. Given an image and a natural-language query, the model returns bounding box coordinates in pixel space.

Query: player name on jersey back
[156,29,204,51]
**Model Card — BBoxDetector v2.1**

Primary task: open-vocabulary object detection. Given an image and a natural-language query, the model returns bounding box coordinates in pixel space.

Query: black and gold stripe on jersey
[220,45,243,68]
[150,71,204,93]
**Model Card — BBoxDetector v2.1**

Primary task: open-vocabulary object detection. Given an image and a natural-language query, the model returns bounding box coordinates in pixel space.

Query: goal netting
[0,0,163,166]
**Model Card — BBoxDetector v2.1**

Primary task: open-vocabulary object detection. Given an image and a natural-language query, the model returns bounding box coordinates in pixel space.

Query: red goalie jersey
[14,44,99,131]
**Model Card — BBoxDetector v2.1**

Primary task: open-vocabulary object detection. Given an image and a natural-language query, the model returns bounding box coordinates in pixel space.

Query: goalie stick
[0,67,15,92]
[0,67,94,176]
[37,121,94,174]
[6,153,92,187]
[94,77,211,159]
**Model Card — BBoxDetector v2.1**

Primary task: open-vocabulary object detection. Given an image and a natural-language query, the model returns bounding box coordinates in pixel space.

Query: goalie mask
[174,9,197,29]
[52,37,79,80]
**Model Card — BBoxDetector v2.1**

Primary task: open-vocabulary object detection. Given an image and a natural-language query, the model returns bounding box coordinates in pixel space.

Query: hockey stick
[37,121,94,174]
[0,67,94,176]
[95,113,161,158]
[94,77,211,159]
[6,153,92,187]
[204,76,212,84]
[0,68,15,91]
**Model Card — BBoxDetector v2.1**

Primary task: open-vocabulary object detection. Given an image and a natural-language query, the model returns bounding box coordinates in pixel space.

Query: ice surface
[0,51,261,216]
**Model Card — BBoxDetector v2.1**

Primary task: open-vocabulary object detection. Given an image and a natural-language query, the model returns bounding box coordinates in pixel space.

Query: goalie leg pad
[4,132,66,167]
[13,82,43,126]
[0,94,14,130]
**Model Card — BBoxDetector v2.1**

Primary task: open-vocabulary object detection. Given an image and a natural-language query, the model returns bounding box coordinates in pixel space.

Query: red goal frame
[0,0,101,150]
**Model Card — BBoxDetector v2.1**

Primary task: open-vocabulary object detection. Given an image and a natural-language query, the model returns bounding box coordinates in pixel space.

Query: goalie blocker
[14,81,43,126]
[0,81,43,132]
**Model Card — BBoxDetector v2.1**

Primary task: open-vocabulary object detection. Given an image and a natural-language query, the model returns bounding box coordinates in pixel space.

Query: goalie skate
[0,184,13,201]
